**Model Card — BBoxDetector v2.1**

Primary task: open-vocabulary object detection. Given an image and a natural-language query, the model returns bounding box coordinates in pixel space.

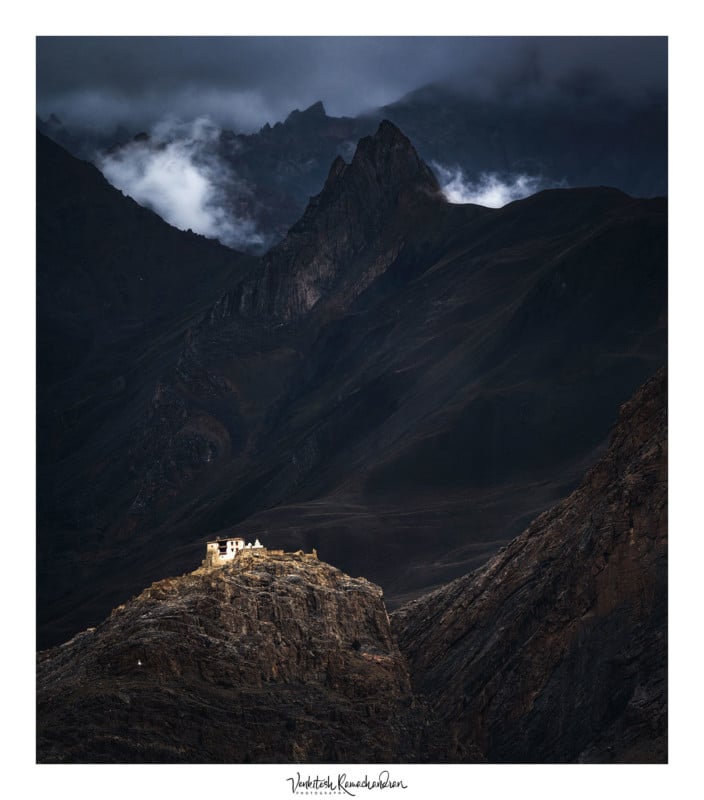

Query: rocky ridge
[392,368,667,763]
[236,120,443,320]
[37,550,427,763]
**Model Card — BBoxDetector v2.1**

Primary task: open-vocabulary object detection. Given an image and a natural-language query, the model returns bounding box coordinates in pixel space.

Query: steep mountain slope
[81,102,369,252]
[393,369,667,762]
[201,127,666,604]
[215,101,367,247]
[37,133,256,647]
[37,370,666,763]
[37,551,426,763]
[37,122,667,652]
[237,120,443,319]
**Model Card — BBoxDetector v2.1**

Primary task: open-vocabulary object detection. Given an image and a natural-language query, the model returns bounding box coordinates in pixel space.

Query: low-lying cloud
[96,117,268,252]
[432,163,562,208]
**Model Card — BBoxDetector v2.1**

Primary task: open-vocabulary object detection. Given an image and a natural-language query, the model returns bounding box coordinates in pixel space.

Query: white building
[203,535,264,567]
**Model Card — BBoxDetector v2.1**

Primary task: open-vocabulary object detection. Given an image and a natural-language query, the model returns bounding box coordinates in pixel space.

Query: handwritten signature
[286,770,408,796]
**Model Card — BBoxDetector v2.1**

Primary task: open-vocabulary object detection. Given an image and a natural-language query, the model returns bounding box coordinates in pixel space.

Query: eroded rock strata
[392,369,667,763]
[37,551,426,763]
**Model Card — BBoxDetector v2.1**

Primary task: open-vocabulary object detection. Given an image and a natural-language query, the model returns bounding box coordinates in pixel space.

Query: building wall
[203,538,245,567]
[202,543,317,568]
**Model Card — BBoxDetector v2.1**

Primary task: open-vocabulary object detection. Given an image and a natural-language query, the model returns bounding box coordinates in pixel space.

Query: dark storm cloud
[36,36,667,133]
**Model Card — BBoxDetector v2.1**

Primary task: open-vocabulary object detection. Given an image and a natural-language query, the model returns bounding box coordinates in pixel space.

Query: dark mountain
[373,83,667,198]
[46,84,666,253]
[37,122,667,652]
[36,113,131,160]
[36,370,666,763]
[393,368,667,763]
[37,132,256,647]
[215,101,366,246]
[88,102,370,252]
[237,121,443,319]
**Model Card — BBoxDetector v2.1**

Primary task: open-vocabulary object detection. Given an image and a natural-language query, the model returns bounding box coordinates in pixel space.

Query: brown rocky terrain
[37,371,666,763]
[392,368,667,763]
[37,550,426,763]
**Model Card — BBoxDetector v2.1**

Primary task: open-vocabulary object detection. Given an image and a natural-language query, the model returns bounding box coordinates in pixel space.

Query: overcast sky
[36,36,667,133]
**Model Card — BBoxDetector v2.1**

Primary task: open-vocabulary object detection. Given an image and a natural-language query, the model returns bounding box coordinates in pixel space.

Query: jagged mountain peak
[325,153,347,183]
[285,100,328,123]
[346,119,441,200]
[356,118,412,152]
[357,118,422,157]
[238,122,444,320]
[304,119,441,213]
[305,99,327,116]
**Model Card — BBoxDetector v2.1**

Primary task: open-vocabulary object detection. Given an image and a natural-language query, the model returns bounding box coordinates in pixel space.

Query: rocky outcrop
[392,369,667,763]
[37,370,667,763]
[237,120,443,320]
[37,551,424,763]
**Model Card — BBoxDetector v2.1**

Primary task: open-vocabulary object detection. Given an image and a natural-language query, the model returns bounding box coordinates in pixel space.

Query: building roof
[207,535,245,544]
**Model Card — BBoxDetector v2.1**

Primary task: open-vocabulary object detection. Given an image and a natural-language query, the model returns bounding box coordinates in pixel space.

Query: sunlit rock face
[37,550,425,763]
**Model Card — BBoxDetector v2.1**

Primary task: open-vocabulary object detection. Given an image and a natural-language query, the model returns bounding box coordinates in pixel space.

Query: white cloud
[431,163,556,208]
[96,117,268,251]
